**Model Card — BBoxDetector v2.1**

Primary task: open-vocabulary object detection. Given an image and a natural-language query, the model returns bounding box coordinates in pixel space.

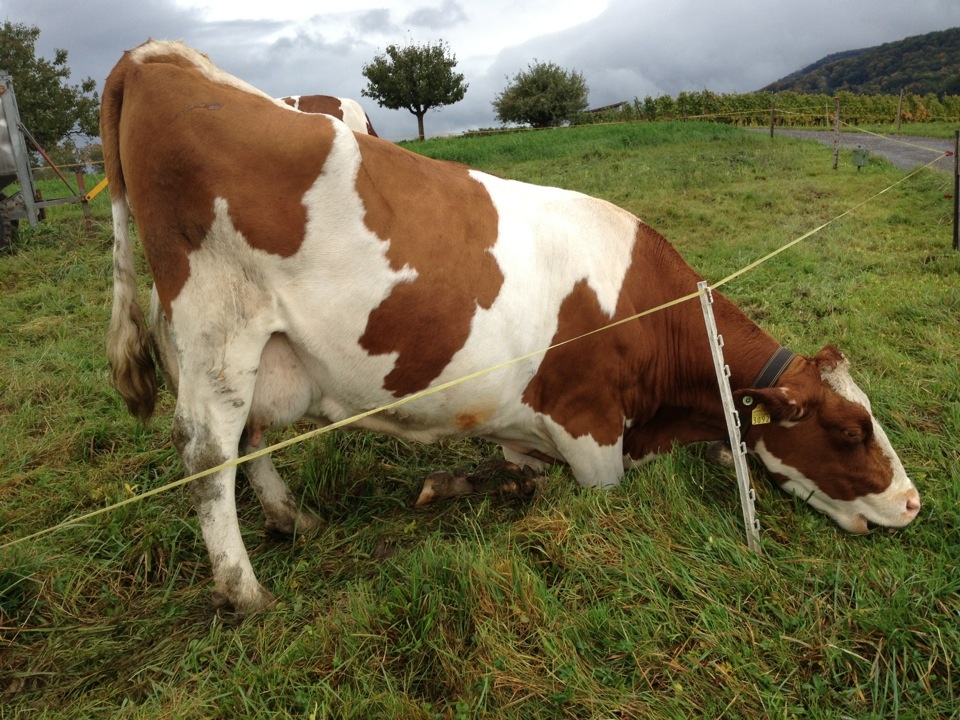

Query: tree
[362,40,467,141]
[493,61,589,128]
[0,22,99,151]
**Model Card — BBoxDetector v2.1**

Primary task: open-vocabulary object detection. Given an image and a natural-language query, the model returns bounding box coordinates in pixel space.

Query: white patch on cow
[502,446,551,472]
[241,435,318,535]
[753,438,919,532]
[820,356,871,411]
[165,197,309,612]
[285,95,302,110]
[110,198,139,314]
[336,98,370,134]
[107,197,146,383]
[256,120,424,426]
[476,171,637,319]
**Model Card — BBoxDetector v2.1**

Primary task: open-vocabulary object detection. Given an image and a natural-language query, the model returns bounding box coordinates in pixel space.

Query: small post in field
[832,97,841,170]
[896,88,904,134]
[75,170,92,230]
[769,98,775,138]
[698,281,762,553]
[954,130,958,252]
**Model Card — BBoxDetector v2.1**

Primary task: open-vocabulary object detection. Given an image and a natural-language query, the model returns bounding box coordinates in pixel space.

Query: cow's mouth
[843,513,871,534]
[857,514,901,535]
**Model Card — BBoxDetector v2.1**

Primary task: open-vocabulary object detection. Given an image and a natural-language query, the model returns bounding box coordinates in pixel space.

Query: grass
[1,121,958,718]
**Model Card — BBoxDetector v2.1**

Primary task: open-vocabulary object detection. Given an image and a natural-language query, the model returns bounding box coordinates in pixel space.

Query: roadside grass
[1,121,958,718]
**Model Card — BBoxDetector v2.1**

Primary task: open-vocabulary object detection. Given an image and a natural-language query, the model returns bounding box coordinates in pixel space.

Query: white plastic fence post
[697,281,762,553]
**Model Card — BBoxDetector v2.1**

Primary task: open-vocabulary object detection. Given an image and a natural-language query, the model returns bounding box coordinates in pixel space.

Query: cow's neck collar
[736,346,796,437]
[751,346,796,389]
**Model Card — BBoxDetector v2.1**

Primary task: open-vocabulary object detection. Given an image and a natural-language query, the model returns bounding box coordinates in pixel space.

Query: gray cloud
[405,0,469,30]
[357,9,400,37]
[5,0,960,141]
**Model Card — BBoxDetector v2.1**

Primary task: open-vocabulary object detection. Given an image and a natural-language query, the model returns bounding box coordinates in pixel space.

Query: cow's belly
[249,330,559,454]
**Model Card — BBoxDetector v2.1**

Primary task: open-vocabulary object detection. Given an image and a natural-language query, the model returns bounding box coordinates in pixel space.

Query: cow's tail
[101,57,158,422]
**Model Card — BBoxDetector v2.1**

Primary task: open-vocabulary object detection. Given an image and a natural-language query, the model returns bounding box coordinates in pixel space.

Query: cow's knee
[173,412,227,474]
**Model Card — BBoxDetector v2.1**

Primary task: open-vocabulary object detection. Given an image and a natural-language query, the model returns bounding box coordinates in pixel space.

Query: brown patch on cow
[281,95,342,117]
[519,221,789,452]
[108,56,335,316]
[455,403,498,432]
[521,279,629,446]
[456,412,482,431]
[281,95,379,136]
[355,146,503,396]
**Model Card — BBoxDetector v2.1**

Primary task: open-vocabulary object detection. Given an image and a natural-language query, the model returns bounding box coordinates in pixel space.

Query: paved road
[751,129,956,173]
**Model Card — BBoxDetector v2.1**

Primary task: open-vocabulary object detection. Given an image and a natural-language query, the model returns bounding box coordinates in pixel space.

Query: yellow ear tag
[751,404,772,425]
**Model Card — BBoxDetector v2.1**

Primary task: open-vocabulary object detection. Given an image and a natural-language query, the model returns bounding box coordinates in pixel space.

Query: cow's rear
[100,40,335,612]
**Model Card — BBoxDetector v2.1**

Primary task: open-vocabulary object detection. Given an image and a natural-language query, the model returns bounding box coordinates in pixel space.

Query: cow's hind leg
[172,334,275,614]
[242,434,319,537]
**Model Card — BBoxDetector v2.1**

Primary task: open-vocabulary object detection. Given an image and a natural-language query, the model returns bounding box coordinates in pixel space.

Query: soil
[751,129,956,173]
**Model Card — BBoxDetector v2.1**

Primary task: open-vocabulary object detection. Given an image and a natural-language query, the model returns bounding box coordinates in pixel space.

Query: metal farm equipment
[0,72,95,248]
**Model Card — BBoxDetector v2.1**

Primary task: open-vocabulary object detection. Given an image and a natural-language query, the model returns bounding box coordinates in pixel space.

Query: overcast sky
[4,0,960,141]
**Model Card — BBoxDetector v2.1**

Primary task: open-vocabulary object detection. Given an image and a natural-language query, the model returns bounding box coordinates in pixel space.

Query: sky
[4,0,960,142]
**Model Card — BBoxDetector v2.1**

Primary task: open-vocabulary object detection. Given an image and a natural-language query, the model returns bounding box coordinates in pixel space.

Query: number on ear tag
[751,404,771,425]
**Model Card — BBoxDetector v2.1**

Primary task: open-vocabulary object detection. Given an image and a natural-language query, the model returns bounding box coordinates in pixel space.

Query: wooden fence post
[75,171,92,230]
[896,89,904,134]
[953,130,958,251]
[832,97,841,170]
[769,98,775,138]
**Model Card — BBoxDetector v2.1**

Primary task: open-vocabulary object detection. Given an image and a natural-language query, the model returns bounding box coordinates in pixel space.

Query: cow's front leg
[545,418,625,489]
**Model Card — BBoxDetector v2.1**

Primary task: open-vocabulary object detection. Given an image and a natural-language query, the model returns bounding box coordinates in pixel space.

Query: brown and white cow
[102,40,920,613]
[279,94,378,136]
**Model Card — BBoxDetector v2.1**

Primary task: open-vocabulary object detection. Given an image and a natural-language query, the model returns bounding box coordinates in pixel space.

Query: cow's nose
[905,489,921,519]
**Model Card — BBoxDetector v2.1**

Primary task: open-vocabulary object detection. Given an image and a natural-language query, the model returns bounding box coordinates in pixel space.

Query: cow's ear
[733,386,804,423]
[813,344,849,373]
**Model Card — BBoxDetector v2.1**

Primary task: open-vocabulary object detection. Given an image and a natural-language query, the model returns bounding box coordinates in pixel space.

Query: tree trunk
[416,112,426,141]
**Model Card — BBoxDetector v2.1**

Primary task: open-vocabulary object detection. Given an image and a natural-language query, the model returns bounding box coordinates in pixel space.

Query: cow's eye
[841,427,865,444]
[840,419,872,445]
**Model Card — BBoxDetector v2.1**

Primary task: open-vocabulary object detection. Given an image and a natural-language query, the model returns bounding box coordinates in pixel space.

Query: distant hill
[762,27,960,96]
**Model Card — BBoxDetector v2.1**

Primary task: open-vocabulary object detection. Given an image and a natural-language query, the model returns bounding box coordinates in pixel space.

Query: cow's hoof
[211,581,276,616]
[416,461,543,505]
[264,508,320,538]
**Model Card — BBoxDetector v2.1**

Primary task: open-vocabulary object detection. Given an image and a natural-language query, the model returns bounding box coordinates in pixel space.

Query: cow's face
[735,345,920,533]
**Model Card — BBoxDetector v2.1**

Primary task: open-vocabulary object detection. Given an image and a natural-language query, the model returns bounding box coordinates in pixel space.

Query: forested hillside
[763,27,960,95]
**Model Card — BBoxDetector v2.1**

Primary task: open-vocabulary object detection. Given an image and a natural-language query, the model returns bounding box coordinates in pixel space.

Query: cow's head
[735,345,920,533]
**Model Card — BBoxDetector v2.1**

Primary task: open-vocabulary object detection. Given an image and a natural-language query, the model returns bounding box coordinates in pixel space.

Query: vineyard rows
[581,89,960,127]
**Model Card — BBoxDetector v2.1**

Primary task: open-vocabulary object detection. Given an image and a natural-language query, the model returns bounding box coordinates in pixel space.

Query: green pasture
[1,121,958,719]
